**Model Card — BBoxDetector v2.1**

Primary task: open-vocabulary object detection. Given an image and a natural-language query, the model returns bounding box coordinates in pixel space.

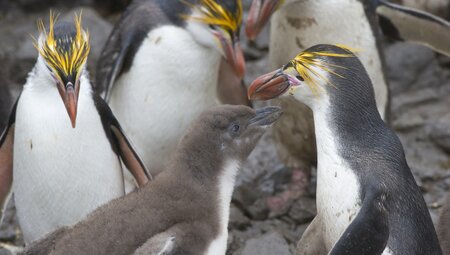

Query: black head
[34,12,90,128]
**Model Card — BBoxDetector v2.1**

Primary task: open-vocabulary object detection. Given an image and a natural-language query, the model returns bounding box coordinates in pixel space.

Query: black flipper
[93,95,152,187]
[329,185,390,255]
[376,0,450,56]
[0,99,18,225]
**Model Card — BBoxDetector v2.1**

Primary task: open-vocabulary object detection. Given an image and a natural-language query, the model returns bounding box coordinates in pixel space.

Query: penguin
[96,0,248,178]
[22,105,283,255]
[0,13,150,244]
[244,0,450,202]
[247,44,442,255]
[438,193,450,255]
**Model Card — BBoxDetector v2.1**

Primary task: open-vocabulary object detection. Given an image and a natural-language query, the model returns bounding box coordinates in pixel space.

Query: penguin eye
[229,123,241,136]
[209,24,216,30]
[296,75,304,81]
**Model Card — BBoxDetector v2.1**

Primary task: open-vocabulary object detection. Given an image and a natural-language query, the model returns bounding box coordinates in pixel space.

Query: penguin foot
[266,168,310,215]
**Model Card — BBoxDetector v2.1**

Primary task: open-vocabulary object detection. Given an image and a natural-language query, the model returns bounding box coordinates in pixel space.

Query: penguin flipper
[133,231,176,255]
[93,95,152,187]
[329,186,389,255]
[95,1,165,101]
[295,216,327,255]
[376,0,450,56]
[0,99,17,225]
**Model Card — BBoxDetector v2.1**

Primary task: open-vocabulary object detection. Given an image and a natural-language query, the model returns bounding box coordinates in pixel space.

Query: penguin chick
[22,105,282,255]
[248,44,441,255]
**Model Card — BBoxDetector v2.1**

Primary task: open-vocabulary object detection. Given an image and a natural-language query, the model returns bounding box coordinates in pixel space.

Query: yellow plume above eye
[181,0,243,33]
[33,11,90,82]
[289,45,356,95]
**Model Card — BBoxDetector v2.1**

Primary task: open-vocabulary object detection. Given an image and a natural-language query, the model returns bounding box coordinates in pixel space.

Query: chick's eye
[296,75,304,81]
[232,124,240,133]
[209,24,216,30]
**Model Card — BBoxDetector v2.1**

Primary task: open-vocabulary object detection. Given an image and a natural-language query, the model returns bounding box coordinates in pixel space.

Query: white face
[185,9,228,57]
[278,65,330,109]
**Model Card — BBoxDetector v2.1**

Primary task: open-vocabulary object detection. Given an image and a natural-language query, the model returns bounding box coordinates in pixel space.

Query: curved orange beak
[214,30,246,79]
[246,0,282,41]
[248,69,290,100]
[56,81,80,128]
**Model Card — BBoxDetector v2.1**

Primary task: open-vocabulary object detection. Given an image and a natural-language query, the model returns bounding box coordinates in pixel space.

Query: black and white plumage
[244,0,450,200]
[0,15,150,244]
[22,105,282,255]
[248,44,442,255]
[96,0,248,177]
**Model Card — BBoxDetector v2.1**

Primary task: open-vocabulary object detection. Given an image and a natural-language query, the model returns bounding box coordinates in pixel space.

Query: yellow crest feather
[289,45,356,95]
[33,11,90,81]
[181,0,243,32]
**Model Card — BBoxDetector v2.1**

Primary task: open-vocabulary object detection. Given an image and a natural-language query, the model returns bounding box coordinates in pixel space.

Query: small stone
[288,197,316,224]
[429,113,450,154]
[246,198,269,221]
[241,232,291,255]
[229,204,250,230]
[0,248,11,255]
[392,113,425,131]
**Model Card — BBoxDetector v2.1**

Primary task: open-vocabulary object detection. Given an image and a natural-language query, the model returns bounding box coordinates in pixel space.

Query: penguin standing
[245,0,450,200]
[0,13,150,244]
[96,0,248,178]
[22,105,282,255]
[248,44,442,255]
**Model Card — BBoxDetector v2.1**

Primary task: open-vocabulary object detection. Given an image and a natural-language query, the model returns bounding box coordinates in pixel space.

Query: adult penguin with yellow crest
[248,44,442,255]
[96,0,249,178]
[245,0,450,206]
[0,13,150,244]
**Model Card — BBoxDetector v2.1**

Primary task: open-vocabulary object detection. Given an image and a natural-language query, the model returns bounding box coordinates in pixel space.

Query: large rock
[241,232,291,255]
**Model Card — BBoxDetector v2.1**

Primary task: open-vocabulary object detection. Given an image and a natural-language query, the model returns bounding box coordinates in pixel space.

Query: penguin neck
[311,90,384,157]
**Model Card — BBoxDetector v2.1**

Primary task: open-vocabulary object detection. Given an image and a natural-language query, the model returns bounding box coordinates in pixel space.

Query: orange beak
[56,81,80,128]
[215,30,246,79]
[246,0,281,41]
[248,69,290,100]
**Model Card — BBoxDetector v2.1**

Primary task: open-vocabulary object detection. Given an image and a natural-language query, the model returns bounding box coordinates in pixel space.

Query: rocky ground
[0,1,449,255]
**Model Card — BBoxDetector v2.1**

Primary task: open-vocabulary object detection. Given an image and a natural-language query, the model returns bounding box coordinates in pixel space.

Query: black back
[313,44,441,254]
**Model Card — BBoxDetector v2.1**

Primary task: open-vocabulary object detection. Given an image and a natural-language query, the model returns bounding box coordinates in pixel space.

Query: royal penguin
[22,105,282,255]
[248,44,442,255]
[245,0,450,204]
[0,13,150,244]
[96,0,249,178]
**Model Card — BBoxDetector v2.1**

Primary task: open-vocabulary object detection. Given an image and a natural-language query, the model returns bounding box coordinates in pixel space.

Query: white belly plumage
[109,26,220,176]
[13,84,125,244]
[270,0,388,118]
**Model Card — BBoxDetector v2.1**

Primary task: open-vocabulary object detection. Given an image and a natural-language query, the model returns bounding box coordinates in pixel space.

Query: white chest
[312,106,361,250]
[204,160,239,255]
[270,0,387,118]
[13,81,124,243]
[109,26,221,175]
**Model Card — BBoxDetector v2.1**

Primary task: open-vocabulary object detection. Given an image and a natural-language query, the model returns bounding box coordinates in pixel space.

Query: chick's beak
[246,0,280,41]
[215,30,246,79]
[57,81,80,128]
[248,69,290,100]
